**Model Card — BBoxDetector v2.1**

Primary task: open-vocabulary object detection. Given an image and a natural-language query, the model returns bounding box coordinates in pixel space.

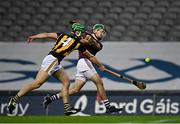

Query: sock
[49,93,60,101]
[12,94,20,103]
[64,103,72,111]
[103,99,111,109]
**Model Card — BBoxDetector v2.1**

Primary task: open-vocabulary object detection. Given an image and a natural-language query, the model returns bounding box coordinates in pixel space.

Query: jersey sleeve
[98,41,103,50]
[78,43,86,52]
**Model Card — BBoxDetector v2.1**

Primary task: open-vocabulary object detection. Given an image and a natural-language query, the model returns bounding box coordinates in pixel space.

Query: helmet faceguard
[92,24,107,40]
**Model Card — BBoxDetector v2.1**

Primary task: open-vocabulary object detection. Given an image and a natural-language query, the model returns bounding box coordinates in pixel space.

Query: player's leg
[89,74,123,113]
[43,79,85,109]
[88,74,109,106]
[52,68,81,115]
[18,69,49,97]
[7,69,49,114]
[77,58,111,109]
[53,68,70,103]
[43,59,87,109]
[7,54,56,114]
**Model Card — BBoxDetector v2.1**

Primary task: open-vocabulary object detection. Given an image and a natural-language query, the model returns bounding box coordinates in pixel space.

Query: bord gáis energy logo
[74,95,180,115]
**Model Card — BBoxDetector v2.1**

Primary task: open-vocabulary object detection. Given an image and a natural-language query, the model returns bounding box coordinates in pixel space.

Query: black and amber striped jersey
[49,33,86,62]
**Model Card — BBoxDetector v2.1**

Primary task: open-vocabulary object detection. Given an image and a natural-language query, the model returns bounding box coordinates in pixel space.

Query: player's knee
[96,79,104,86]
[61,76,70,84]
[72,88,80,94]
[62,81,70,88]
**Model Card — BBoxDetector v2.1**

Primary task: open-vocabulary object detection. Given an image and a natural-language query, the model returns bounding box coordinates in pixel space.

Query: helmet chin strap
[76,31,81,36]
[71,31,81,37]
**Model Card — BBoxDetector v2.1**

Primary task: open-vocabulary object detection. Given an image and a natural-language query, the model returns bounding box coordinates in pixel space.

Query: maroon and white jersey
[79,32,103,59]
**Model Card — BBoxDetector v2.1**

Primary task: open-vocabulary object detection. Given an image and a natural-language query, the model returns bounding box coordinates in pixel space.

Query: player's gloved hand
[98,65,106,71]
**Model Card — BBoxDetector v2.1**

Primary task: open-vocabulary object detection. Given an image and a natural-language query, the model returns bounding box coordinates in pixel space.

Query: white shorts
[75,58,97,82]
[41,55,63,75]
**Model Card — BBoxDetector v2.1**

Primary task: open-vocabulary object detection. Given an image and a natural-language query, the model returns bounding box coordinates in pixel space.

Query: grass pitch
[0,115,180,123]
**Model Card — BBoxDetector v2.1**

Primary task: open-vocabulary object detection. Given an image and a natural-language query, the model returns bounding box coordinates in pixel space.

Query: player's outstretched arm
[27,32,58,43]
[82,50,105,71]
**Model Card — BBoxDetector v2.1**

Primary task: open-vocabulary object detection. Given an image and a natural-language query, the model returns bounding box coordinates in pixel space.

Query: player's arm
[82,50,105,71]
[80,35,102,50]
[27,33,58,43]
[89,40,102,51]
